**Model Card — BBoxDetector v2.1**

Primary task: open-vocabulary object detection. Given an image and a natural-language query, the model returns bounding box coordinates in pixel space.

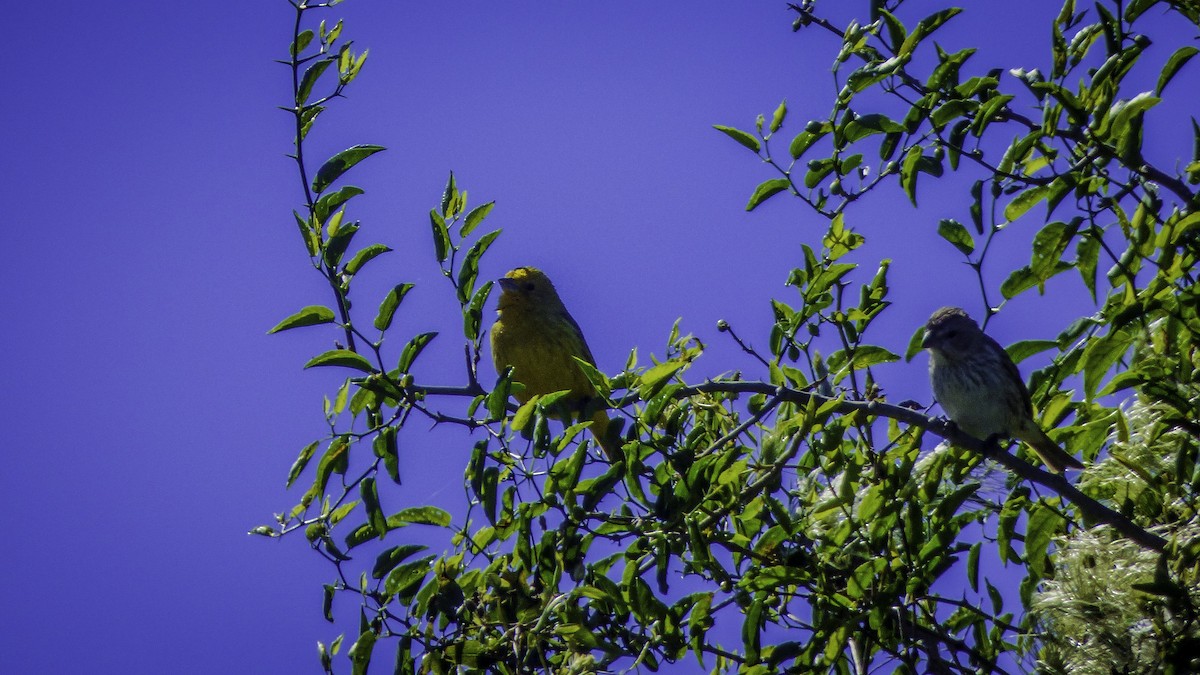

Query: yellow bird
[490,267,620,461]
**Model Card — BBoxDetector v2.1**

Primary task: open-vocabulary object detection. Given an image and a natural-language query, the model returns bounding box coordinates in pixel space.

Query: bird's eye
[945,330,957,338]
[523,282,536,291]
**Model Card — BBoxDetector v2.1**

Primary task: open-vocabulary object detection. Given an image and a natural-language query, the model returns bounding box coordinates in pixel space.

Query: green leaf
[314,185,364,225]
[1075,234,1100,302]
[843,113,906,142]
[343,243,391,275]
[305,349,376,374]
[1004,185,1049,222]
[297,59,332,106]
[848,345,899,369]
[361,477,387,540]
[348,629,376,675]
[371,544,428,579]
[769,100,787,133]
[460,201,495,238]
[639,361,685,399]
[899,145,923,205]
[1158,46,1199,95]
[429,209,451,263]
[384,556,437,597]
[312,144,386,194]
[746,178,790,211]
[286,440,320,488]
[789,127,828,159]
[388,505,452,527]
[463,281,494,341]
[1081,330,1133,400]
[937,219,974,255]
[269,305,336,333]
[713,125,761,153]
[322,222,358,268]
[397,332,438,373]
[456,230,501,304]
[374,283,414,331]
[904,323,926,362]
[291,29,314,57]
[1025,503,1063,578]
[1000,266,1036,300]
[1006,339,1058,364]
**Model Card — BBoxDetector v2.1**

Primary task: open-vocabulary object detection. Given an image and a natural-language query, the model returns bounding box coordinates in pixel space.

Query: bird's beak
[497,278,518,293]
[920,330,933,349]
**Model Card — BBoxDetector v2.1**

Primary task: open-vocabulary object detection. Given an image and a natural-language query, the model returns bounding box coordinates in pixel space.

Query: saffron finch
[922,307,1084,472]
[490,267,620,460]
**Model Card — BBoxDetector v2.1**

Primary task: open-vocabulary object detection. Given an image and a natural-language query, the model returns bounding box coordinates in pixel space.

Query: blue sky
[3,1,1195,672]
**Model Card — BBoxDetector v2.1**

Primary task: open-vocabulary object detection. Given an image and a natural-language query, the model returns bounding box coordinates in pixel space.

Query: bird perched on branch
[922,306,1084,473]
[490,267,620,461]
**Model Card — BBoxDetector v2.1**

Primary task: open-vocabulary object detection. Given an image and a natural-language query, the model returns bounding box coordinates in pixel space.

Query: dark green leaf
[429,209,451,263]
[297,59,332,106]
[314,185,364,225]
[305,349,376,374]
[269,305,336,333]
[344,243,391,275]
[312,144,386,194]
[348,630,376,675]
[371,544,428,579]
[361,477,387,540]
[456,230,501,304]
[323,222,359,268]
[397,332,438,373]
[844,113,906,143]
[374,283,414,331]
[464,281,494,341]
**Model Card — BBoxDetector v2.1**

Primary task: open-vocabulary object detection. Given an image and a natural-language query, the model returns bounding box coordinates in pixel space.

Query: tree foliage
[256,1,1200,672]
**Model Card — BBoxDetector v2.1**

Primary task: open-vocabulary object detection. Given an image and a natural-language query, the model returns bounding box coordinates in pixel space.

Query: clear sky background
[3,2,1195,673]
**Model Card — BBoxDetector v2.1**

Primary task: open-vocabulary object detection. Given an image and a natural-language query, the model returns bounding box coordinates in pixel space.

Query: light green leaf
[746,178,791,211]
[937,218,974,255]
[1004,185,1048,222]
[769,100,787,133]
[1157,47,1197,95]
[460,201,495,238]
[1006,339,1058,364]
[713,125,761,153]
[388,506,452,527]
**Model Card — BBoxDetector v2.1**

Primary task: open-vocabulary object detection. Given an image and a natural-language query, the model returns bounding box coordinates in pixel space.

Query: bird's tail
[589,410,624,463]
[1017,422,1084,473]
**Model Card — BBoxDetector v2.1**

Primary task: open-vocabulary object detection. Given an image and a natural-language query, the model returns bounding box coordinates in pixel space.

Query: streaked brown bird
[489,267,620,460]
[922,307,1084,473]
